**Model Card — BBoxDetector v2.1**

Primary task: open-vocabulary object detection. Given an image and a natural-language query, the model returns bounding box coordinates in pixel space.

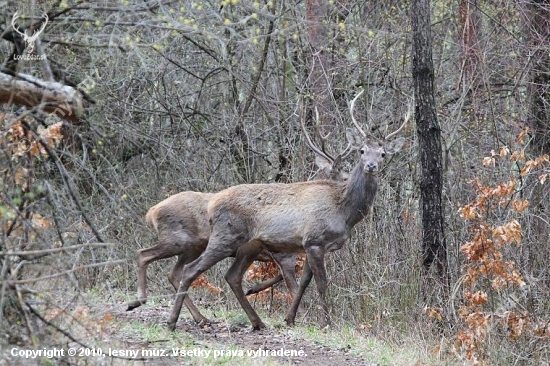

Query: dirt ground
[113,304,375,366]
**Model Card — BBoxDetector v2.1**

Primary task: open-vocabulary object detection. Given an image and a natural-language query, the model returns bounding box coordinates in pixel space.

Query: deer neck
[339,163,378,227]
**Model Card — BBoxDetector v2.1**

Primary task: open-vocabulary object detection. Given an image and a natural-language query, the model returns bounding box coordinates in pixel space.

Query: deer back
[146,191,214,243]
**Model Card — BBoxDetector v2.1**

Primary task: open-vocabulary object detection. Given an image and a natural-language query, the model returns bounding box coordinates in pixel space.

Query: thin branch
[26,303,148,361]
[8,260,126,285]
[0,243,115,257]
[19,120,104,242]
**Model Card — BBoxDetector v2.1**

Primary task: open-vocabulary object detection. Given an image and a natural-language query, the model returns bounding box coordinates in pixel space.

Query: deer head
[345,89,409,173]
[11,12,49,54]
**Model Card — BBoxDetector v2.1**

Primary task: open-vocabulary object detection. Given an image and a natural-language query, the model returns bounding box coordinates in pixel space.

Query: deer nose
[365,162,378,172]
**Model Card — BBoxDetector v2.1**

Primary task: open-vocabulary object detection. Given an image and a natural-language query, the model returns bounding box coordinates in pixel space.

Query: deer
[126,114,351,324]
[167,91,410,331]
[126,192,300,324]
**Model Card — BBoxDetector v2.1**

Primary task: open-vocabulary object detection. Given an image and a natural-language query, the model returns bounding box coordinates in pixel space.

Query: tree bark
[306,0,333,136]
[522,0,550,285]
[527,0,550,155]
[411,0,447,278]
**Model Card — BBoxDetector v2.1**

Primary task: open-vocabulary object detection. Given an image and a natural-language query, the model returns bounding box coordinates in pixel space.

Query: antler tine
[11,12,24,35]
[385,98,413,140]
[339,142,353,161]
[314,106,336,161]
[300,100,334,164]
[34,13,48,36]
[349,89,367,138]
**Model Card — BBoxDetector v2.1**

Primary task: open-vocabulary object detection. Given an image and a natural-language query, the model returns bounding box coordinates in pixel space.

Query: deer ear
[385,137,405,154]
[315,155,332,170]
[345,128,364,149]
[315,155,333,179]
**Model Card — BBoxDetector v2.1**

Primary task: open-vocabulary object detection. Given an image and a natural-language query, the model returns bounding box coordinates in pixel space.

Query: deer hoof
[167,322,177,332]
[285,316,296,326]
[197,318,211,328]
[126,299,145,311]
[252,322,266,331]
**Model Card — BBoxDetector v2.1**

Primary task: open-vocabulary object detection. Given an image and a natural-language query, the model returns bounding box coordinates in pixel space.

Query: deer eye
[360,149,365,155]
[381,152,386,158]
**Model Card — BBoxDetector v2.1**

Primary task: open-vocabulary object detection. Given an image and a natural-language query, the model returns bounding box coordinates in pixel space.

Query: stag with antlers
[127,103,351,323]
[166,91,410,331]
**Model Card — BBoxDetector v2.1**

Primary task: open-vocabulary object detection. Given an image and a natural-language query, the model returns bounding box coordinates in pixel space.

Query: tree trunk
[527,0,550,155]
[411,0,447,279]
[459,0,482,94]
[305,0,333,136]
[523,0,550,286]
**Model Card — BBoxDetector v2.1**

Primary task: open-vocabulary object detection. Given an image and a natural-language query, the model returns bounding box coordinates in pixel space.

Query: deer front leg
[304,245,330,328]
[285,258,313,326]
[168,253,210,325]
[225,242,265,330]
[167,244,235,331]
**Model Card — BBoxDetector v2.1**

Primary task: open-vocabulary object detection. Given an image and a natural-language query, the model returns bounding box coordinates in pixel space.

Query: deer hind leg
[225,241,265,330]
[167,239,237,331]
[169,252,210,325]
[285,258,313,326]
[246,275,283,295]
[127,242,184,311]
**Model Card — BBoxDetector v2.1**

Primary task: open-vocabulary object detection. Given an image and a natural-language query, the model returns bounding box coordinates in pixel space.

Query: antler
[11,12,25,38]
[349,90,367,138]
[385,98,413,140]
[27,13,48,42]
[300,102,335,164]
[298,98,355,167]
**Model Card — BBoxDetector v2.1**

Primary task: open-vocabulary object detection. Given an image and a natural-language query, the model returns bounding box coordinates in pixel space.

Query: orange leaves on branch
[246,256,303,307]
[247,289,292,307]
[294,254,305,276]
[424,306,443,321]
[520,159,537,176]
[511,199,529,213]
[482,156,495,167]
[510,150,525,162]
[247,260,279,282]
[453,130,550,363]
[6,120,64,159]
[31,213,51,230]
[190,274,223,295]
[464,291,488,306]
[504,312,530,339]
[458,204,478,220]
[516,127,529,144]
[14,167,30,190]
[492,220,521,245]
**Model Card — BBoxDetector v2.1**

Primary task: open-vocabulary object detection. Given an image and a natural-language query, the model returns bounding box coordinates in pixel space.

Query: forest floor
[114,305,375,365]
[102,295,447,366]
[1,292,450,365]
